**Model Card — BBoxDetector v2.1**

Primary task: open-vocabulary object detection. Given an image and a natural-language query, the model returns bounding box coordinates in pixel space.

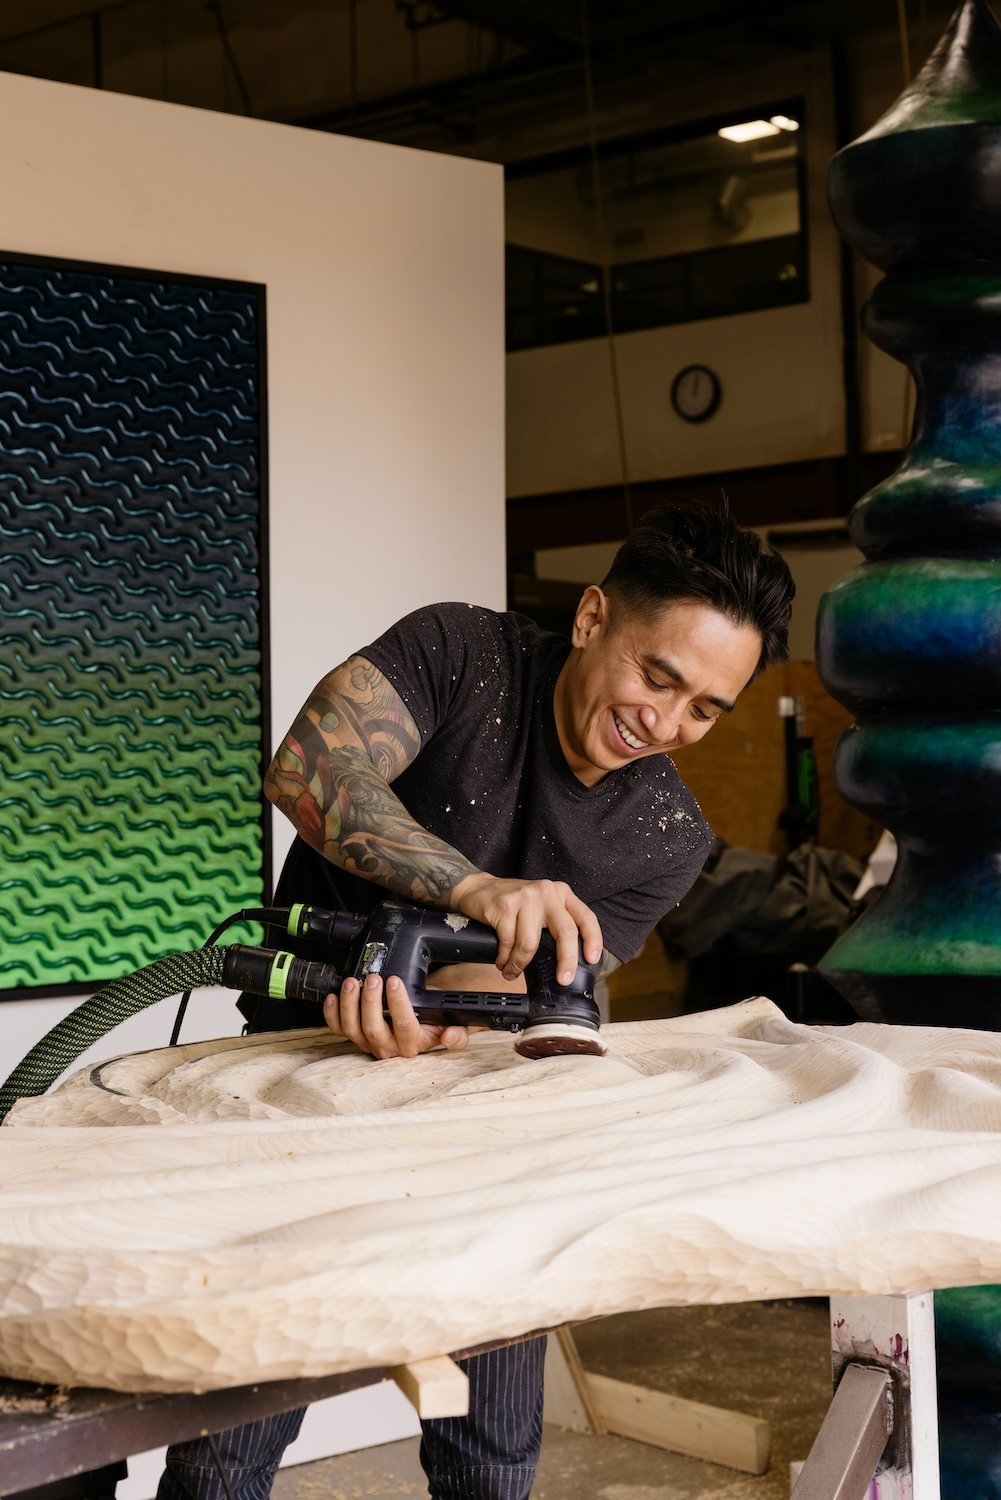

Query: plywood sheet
[673,660,880,861]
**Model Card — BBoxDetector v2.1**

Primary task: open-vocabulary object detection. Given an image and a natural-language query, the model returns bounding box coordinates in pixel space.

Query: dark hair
[600,499,794,677]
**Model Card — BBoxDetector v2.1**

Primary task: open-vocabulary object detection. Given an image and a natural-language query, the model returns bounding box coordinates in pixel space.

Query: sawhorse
[793,1291,938,1500]
[546,1291,939,1499]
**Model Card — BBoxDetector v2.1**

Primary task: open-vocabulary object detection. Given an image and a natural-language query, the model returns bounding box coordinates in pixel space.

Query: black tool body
[222,899,602,1047]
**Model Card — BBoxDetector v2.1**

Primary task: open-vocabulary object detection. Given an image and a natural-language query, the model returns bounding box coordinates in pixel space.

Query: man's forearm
[266,732,479,906]
[265,660,604,976]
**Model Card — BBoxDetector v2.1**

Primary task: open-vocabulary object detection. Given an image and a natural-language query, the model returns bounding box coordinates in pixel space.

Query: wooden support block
[543,1326,606,1435]
[588,1371,772,1476]
[387,1356,469,1419]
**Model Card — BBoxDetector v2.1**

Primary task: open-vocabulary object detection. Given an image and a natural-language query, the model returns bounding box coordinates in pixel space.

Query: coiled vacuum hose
[0,946,228,1124]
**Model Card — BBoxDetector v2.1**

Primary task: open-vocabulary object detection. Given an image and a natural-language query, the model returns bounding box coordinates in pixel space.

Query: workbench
[1,1291,940,1500]
[0,1366,384,1499]
[3,1003,997,1500]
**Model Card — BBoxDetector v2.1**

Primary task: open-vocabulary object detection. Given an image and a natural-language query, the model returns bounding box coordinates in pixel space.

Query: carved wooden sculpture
[2,998,1001,1394]
[820,0,1001,1024]
[822,2,1001,1482]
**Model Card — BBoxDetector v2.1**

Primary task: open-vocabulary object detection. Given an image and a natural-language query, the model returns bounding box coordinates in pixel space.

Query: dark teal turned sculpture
[819,0,1001,1024]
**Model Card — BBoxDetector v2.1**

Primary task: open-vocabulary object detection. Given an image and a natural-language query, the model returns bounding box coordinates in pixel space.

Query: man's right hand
[450,873,603,987]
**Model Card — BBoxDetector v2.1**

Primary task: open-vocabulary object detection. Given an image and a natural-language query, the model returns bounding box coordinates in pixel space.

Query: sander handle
[221,945,534,1030]
[222,899,602,1038]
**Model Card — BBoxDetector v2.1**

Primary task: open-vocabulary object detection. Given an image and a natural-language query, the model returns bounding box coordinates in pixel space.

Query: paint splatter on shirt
[277,604,712,964]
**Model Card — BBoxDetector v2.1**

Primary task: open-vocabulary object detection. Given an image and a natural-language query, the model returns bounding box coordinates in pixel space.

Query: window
[505,103,807,350]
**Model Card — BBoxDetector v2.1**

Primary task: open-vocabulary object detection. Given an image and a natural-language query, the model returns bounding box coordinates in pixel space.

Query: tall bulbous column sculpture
[819,0,1001,1024]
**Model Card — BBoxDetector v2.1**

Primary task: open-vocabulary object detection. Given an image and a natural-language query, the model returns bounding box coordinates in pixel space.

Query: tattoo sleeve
[265,655,479,906]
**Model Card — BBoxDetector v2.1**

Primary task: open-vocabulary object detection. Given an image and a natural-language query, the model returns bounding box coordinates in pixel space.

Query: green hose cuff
[287,903,306,938]
[268,951,293,999]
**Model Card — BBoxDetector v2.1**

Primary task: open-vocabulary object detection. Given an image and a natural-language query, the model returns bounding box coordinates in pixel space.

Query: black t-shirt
[272,603,713,967]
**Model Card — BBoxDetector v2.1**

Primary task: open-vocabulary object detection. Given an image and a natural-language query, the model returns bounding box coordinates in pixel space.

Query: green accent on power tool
[268,951,293,999]
[288,903,306,937]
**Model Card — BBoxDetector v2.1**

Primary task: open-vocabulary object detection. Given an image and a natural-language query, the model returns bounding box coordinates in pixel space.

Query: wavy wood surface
[2,998,1001,1393]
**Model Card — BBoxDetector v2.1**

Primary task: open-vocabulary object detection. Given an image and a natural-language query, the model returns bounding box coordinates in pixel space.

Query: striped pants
[156,1337,546,1500]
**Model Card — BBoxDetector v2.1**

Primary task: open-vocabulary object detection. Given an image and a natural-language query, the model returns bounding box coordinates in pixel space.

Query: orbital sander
[227,897,606,1060]
[0,899,605,1122]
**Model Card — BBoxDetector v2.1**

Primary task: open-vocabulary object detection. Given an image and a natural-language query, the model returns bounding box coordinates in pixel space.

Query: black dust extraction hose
[0,926,350,1125]
[0,946,229,1124]
[168,905,289,1046]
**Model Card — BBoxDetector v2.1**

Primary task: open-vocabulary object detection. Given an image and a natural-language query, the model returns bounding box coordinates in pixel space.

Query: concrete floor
[271,1300,832,1500]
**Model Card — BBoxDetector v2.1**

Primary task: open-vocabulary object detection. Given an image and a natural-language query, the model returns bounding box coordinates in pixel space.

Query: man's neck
[552,653,604,789]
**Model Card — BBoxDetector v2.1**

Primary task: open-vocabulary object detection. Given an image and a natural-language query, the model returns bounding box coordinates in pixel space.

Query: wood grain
[3,999,1001,1393]
[588,1371,771,1474]
[386,1356,469,1418]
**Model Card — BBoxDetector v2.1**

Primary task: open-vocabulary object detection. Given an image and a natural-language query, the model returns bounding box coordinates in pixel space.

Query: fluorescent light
[718,120,782,143]
[770,115,800,131]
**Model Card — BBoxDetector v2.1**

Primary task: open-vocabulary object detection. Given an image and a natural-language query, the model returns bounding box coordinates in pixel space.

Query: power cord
[168,907,288,1046]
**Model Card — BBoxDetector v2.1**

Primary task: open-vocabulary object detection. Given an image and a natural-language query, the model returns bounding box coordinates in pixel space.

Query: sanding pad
[515,1023,607,1060]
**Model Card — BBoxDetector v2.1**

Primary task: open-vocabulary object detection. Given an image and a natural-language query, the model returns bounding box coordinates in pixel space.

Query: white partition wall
[0,68,504,1049]
[0,68,504,1486]
[0,65,504,862]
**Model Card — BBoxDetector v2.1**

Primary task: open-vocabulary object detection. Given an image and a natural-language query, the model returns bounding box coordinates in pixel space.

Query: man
[158,499,793,1500]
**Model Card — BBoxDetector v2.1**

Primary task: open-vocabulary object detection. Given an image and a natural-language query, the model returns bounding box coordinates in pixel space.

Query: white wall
[0,67,503,1482]
[0,65,504,1042]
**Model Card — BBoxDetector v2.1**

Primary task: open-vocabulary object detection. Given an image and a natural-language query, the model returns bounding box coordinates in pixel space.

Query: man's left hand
[323,964,523,1060]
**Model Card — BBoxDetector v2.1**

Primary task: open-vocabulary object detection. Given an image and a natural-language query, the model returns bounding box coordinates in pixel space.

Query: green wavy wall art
[0,255,268,996]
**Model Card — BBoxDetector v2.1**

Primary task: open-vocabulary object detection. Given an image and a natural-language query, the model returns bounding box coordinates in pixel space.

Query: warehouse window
[505,102,808,351]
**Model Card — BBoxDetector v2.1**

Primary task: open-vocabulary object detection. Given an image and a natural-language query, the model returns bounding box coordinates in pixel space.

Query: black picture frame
[0,248,270,999]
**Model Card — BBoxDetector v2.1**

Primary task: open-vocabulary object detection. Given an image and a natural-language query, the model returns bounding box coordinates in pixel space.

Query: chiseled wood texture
[3,999,1001,1394]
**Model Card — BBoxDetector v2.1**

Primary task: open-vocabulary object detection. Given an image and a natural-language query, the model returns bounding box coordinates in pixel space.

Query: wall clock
[671,364,722,423]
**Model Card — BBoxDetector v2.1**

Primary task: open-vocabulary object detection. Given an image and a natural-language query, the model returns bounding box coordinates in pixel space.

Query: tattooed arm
[266,654,603,1035]
[265,655,479,904]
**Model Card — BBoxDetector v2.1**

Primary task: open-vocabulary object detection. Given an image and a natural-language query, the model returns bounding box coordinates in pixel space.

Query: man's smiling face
[553,587,763,788]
